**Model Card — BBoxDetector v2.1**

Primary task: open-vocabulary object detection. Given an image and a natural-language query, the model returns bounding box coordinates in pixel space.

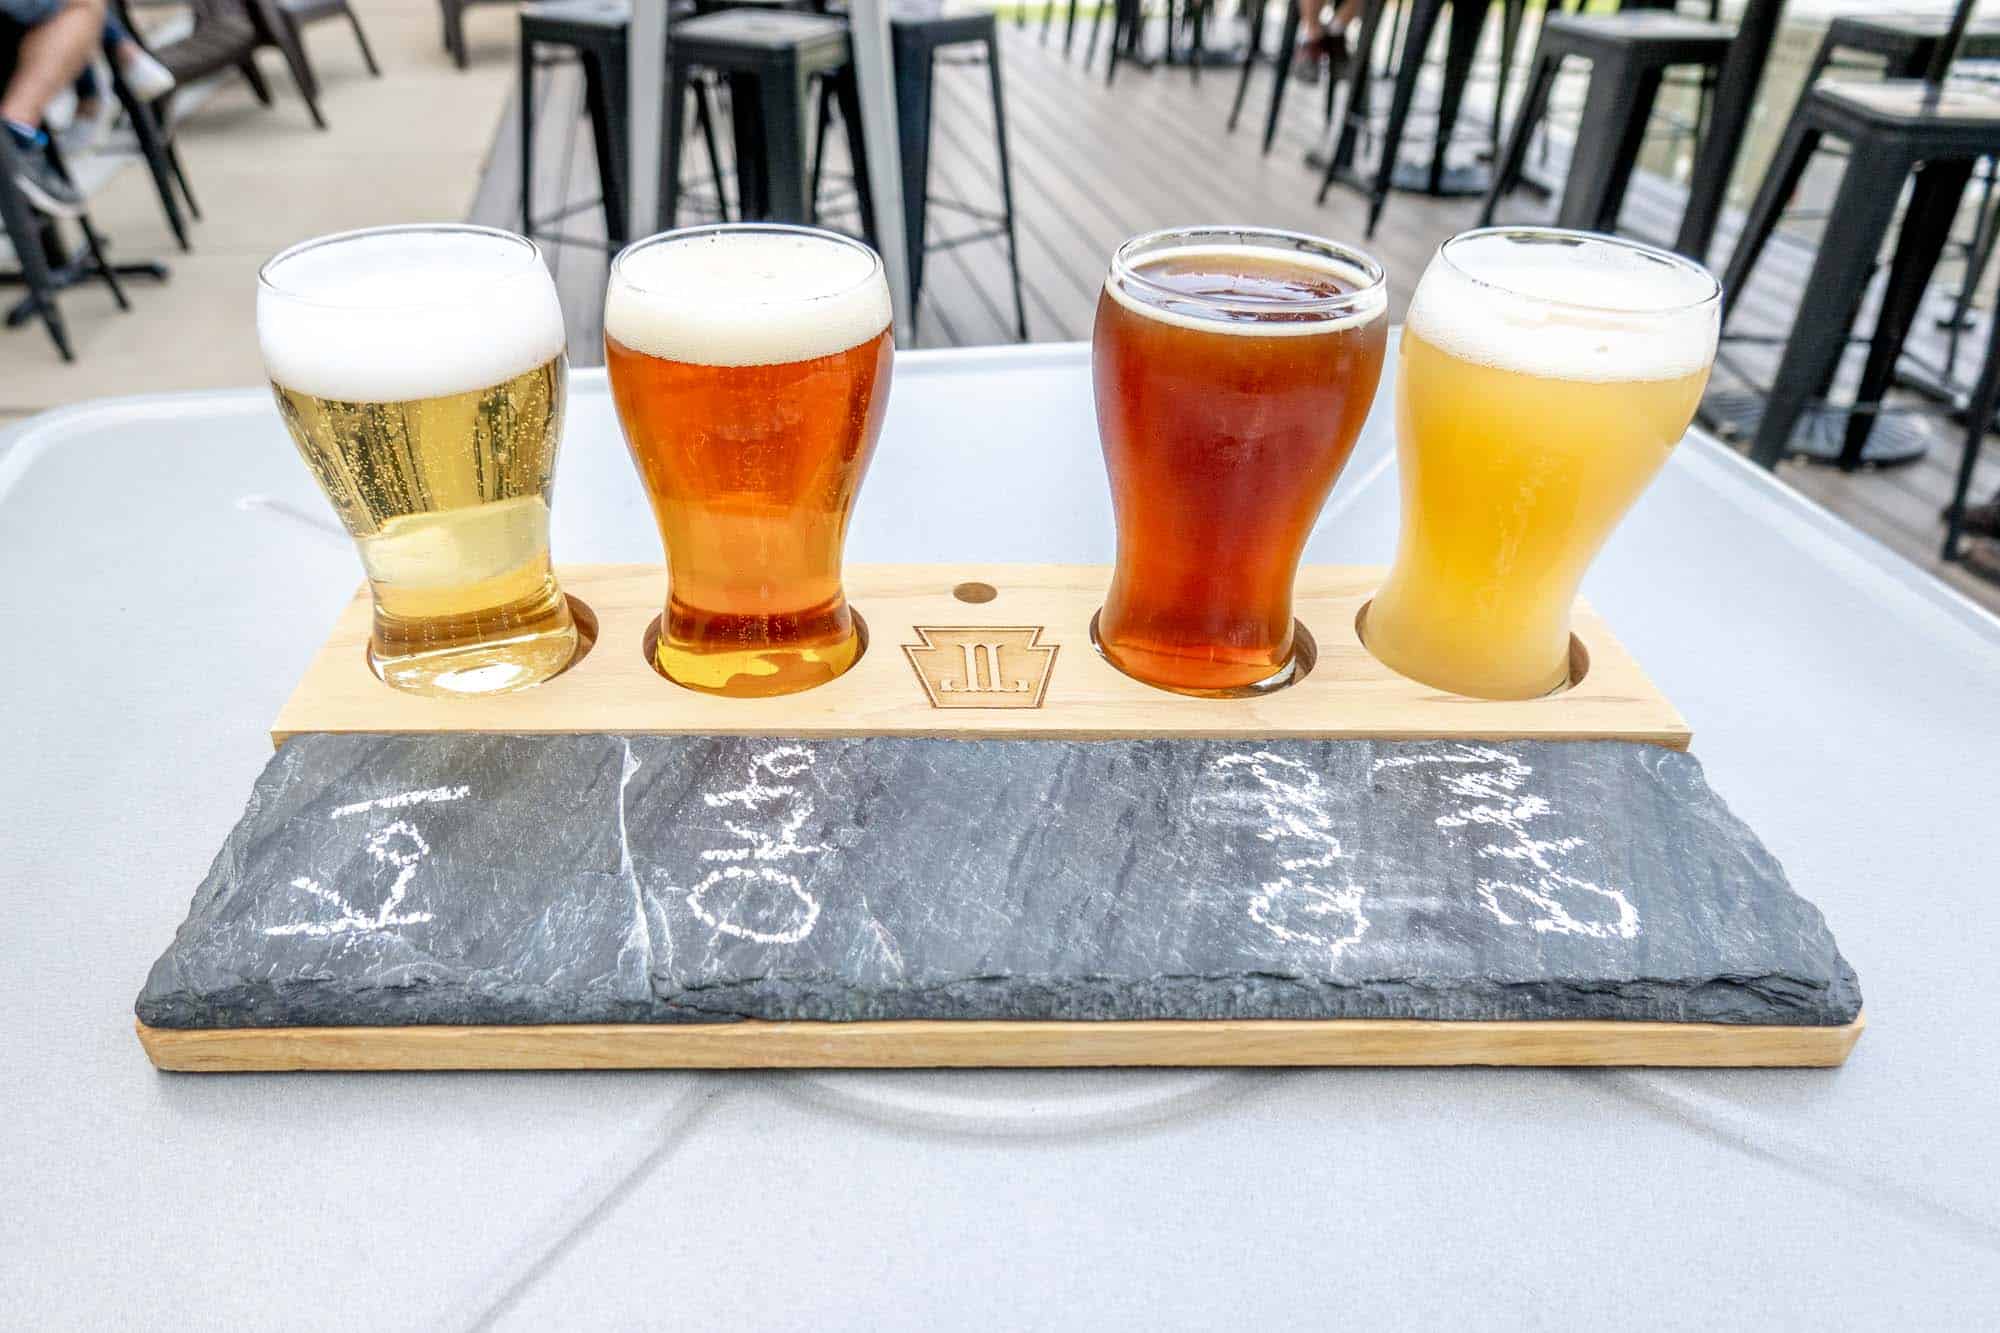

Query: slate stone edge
[137,957,1864,1030]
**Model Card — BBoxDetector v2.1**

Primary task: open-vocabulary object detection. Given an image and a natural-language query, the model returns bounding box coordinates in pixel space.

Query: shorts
[0,0,78,26]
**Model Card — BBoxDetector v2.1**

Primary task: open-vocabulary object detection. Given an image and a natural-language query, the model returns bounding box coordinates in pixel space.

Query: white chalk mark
[674,746,828,946]
[1209,751,1370,962]
[1374,746,1640,939]
[616,739,653,979]
[264,818,437,937]
[330,784,470,820]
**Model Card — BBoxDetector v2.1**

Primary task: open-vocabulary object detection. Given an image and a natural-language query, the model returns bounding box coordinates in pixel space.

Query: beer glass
[605,223,893,697]
[1093,225,1388,695]
[258,224,578,697]
[1363,227,1720,700]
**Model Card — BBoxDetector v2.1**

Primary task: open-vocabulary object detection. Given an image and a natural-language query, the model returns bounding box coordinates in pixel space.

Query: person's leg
[1,0,104,129]
[2,0,105,215]
[101,8,173,100]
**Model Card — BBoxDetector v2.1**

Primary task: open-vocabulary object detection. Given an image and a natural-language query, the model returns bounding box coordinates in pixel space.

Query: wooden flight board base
[273,563,1691,747]
[136,1014,1864,1072]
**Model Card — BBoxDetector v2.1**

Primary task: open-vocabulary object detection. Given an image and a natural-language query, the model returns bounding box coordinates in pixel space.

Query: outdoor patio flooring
[471,12,2000,614]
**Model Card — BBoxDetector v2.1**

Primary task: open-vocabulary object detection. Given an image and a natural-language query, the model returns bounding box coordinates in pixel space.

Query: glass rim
[1108,224,1387,319]
[258,223,547,309]
[609,221,886,301]
[1435,226,1722,316]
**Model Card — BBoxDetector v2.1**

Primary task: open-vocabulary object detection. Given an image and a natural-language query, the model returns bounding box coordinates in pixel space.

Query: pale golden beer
[259,225,578,697]
[1363,228,1719,699]
[605,224,893,697]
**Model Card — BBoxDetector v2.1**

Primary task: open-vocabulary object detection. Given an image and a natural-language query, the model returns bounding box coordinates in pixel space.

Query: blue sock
[4,119,44,151]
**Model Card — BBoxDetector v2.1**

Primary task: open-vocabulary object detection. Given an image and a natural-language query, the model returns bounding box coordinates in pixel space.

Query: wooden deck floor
[470,13,2000,614]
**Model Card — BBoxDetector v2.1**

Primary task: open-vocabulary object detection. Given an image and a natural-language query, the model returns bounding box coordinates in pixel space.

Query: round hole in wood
[1353,600,1591,695]
[953,581,999,604]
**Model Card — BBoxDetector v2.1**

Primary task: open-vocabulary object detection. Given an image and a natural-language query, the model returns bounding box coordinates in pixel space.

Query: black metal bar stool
[1712,79,2000,469]
[664,9,875,236]
[1479,7,1740,238]
[1775,13,2000,400]
[889,0,1027,340]
[519,2,729,249]
[1320,0,1527,236]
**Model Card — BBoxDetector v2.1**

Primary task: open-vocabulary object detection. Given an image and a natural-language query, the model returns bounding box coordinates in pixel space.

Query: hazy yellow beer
[605,224,892,697]
[258,225,578,697]
[1363,228,1719,699]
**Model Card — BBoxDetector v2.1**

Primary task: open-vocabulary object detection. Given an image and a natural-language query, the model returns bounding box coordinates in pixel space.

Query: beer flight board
[136,562,1863,1073]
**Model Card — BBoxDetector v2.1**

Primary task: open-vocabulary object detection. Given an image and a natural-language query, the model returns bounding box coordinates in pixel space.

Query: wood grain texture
[271,564,1691,747]
[137,1011,1864,1072]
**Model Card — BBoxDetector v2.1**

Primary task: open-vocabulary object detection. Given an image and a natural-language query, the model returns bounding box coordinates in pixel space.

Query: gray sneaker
[11,137,85,218]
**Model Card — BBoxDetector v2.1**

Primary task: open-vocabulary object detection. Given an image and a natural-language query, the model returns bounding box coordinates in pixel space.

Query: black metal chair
[887,0,1025,340]
[0,132,161,362]
[519,1,727,251]
[442,0,516,68]
[139,0,327,128]
[1479,9,1730,236]
[1711,79,2000,469]
[663,9,874,236]
[1319,0,1528,235]
[273,0,381,98]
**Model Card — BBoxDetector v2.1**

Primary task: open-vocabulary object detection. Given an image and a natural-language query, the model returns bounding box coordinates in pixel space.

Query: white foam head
[605,226,893,367]
[1104,236,1387,337]
[1407,229,1719,382]
[258,226,565,402]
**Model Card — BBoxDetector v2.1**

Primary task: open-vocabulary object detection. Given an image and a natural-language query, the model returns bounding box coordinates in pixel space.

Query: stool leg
[1836,158,1975,470]
[1359,0,1444,235]
[809,77,835,224]
[1944,315,2000,561]
[1228,0,1267,130]
[1491,0,1524,157]
[988,31,1028,341]
[1065,0,1081,54]
[694,83,730,221]
[581,54,626,247]
[1261,0,1299,155]
[1329,0,1387,183]
[833,67,877,247]
[760,65,813,221]
[1428,0,1487,194]
[601,45,633,244]
[1087,0,1107,64]
[346,5,381,76]
[662,66,690,229]
[727,73,769,219]
[894,42,934,328]
[1189,0,1205,84]
[519,37,536,233]
[1747,144,1910,469]
[1478,50,1556,225]
[1718,112,1820,327]
[1558,58,1661,234]
[1944,166,2000,380]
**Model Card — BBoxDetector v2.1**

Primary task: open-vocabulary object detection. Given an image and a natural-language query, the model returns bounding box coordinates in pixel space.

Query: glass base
[369,620,580,697]
[651,628,864,698]
[1356,601,1571,701]
[1089,611,1313,698]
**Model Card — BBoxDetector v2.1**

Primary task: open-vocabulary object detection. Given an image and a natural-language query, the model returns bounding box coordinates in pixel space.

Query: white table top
[3,341,1997,1326]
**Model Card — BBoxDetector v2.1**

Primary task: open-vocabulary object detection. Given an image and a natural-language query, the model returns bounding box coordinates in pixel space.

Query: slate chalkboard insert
[137,734,1861,1031]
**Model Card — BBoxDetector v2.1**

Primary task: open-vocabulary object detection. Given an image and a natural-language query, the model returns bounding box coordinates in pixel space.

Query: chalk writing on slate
[137,734,1861,1031]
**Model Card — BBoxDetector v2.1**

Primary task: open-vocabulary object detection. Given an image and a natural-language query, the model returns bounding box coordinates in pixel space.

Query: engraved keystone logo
[903,627,1058,709]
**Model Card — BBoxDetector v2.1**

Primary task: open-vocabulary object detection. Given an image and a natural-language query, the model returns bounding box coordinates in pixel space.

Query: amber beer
[605,224,893,697]
[1363,228,1720,699]
[1093,227,1388,694]
[258,225,578,698]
